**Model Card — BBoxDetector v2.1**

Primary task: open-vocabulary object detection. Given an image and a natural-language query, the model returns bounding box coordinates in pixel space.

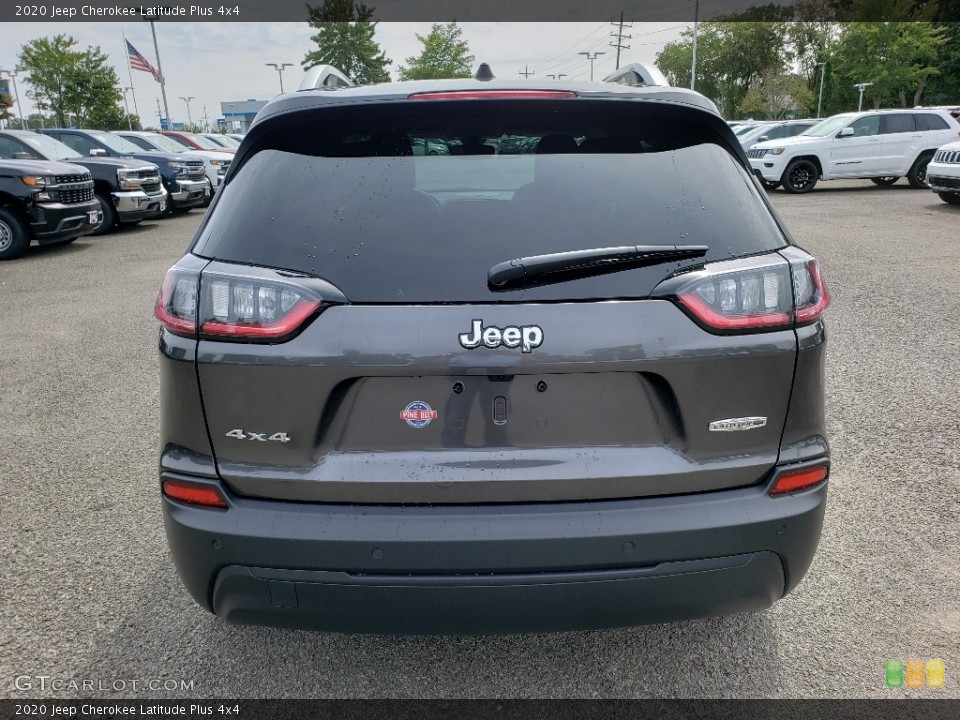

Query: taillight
[769,464,829,496]
[162,479,228,509]
[407,90,578,101]
[155,268,199,336]
[674,251,829,333]
[155,263,327,342]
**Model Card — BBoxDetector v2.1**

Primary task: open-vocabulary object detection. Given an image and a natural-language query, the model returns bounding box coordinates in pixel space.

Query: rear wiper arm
[487,245,709,292]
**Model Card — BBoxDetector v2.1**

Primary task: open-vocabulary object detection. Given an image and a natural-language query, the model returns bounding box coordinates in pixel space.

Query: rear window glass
[885,114,916,133]
[194,101,786,303]
[915,113,949,131]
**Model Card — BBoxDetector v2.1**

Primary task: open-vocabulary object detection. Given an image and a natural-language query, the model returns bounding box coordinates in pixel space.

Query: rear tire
[781,159,819,194]
[90,193,117,236]
[939,192,960,206]
[907,153,933,189]
[0,208,28,260]
[871,176,900,186]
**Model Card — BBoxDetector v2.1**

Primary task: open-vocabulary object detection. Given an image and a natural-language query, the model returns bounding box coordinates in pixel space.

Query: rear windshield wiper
[487,245,709,292]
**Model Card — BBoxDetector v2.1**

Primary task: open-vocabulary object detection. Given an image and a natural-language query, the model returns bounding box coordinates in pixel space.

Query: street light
[854,82,873,112]
[266,62,293,94]
[179,96,195,127]
[121,87,134,131]
[1,67,26,129]
[578,51,606,82]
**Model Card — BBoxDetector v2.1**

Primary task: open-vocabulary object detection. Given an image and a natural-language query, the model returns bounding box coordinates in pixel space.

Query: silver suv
[155,66,831,634]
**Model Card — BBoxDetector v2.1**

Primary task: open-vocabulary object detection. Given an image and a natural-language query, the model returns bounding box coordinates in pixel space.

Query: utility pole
[691,0,700,91]
[546,74,567,80]
[579,51,606,82]
[854,82,873,112]
[610,12,632,71]
[519,65,535,79]
[816,62,827,119]
[179,96,195,127]
[1,68,26,128]
[149,21,171,129]
[266,62,293,94]
[202,105,209,133]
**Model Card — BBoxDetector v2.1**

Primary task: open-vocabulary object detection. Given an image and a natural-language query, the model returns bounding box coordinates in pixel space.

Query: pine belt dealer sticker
[401,401,438,428]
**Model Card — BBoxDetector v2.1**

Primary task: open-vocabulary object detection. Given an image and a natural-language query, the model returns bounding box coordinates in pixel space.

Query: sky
[0,22,689,128]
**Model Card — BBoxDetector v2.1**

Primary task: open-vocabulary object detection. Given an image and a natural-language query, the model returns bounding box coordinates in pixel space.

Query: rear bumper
[161,462,828,634]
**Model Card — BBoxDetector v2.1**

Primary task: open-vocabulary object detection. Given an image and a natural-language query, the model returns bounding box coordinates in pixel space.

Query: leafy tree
[88,103,141,131]
[924,22,960,104]
[0,90,13,124]
[303,0,391,85]
[398,22,475,81]
[18,35,123,128]
[740,71,815,118]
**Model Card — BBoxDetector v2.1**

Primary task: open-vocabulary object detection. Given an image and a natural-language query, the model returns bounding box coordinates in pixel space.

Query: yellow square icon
[905,659,925,688]
[926,659,945,688]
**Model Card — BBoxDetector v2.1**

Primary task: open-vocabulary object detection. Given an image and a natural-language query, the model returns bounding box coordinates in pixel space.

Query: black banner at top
[3,0,958,22]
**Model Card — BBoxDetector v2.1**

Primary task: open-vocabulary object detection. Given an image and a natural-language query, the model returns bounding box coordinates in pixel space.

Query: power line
[519,65,535,79]
[610,12,633,71]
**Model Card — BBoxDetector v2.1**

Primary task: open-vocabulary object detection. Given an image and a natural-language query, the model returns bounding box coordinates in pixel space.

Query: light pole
[266,62,293,94]
[121,87,134,130]
[854,82,873,112]
[1,67,26,129]
[179,96,195,128]
[579,51,606,82]
[816,62,827,119]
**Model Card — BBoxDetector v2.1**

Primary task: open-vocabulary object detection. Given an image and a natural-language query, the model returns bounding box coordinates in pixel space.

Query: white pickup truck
[748,109,960,193]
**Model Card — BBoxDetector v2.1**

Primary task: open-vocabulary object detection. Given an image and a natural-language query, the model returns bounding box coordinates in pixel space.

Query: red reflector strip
[678,293,792,330]
[162,480,228,509]
[201,300,322,339]
[770,465,828,496]
[407,90,578,101]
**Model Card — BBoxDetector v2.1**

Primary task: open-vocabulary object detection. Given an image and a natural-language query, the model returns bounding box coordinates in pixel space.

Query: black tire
[0,208,29,260]
[939,192,960,206]
[871,176,900,186]
[781,159,819,194]
[90,193,117,236]
[760,179,781,191]
[907,153,933,189]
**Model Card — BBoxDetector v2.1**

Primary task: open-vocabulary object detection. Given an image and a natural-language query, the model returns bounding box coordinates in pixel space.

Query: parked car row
[0,128,240,259]
[743,108,960,202]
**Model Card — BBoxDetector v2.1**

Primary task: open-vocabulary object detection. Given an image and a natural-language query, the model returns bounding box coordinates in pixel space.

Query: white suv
[748,109,960,193]
[927,141,960,205]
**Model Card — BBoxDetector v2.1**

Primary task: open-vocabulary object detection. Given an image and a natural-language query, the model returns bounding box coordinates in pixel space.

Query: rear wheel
[871,176,900,186]
[0,208,28,260]
[939,192,960,206]
[90,193,117,236]
[907,153,933,189]
[781,159,819,194]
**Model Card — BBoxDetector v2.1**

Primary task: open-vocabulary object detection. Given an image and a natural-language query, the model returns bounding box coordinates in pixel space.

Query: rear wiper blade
[487,245,709,292]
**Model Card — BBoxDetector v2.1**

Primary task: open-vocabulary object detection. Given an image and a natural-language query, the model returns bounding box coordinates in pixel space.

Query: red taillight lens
[677,265,793,331]
[407,90,578,101]
[155,269,199,336]
[769,464,829,496]
[198,275,322,341]
[162,479,228,509]
[792,259,830,324]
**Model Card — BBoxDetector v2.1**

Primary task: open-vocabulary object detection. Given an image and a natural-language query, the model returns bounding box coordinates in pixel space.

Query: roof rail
[298,65,353,92]
[602,63,669,88]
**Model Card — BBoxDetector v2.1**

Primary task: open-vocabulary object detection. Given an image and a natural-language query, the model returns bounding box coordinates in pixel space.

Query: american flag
[126,40,163,84]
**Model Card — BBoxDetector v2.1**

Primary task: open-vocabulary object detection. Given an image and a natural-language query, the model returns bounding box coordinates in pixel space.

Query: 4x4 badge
[459,319,543,353]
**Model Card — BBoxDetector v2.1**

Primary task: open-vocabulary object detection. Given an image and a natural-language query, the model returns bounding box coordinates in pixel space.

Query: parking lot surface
[1,182,957,699]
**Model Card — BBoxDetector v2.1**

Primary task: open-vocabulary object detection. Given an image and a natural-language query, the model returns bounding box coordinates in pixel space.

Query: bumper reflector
[163,479,228,509]
[770,464,829,496]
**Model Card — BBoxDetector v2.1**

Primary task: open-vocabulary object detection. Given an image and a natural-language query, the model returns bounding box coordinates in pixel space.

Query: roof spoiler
[602,63,669,88]
[298,65,353,92]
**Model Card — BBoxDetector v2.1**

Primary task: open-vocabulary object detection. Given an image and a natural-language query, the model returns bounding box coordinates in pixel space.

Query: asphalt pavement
[1,182,957,699]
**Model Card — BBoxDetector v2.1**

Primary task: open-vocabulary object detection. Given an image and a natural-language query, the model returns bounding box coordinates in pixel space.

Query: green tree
[0,90,13,124]
[740,71,816,118]
[925,22,960,104]
[18,35,123,127]
[398,22,475,81]
[303,0,391,85]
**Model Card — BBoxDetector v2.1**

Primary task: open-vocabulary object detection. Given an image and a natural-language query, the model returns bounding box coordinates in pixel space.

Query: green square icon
[886,659,905,687]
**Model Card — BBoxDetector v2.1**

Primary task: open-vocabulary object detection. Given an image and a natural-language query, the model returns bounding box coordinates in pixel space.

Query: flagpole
[122,32,140,119]
[149,21,171,128]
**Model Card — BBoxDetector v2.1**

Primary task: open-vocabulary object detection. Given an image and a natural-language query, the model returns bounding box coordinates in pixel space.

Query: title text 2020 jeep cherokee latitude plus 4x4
[156,67,831,634]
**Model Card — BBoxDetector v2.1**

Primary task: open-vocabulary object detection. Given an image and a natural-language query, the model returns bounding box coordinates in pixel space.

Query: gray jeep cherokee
[156,67,831,634]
